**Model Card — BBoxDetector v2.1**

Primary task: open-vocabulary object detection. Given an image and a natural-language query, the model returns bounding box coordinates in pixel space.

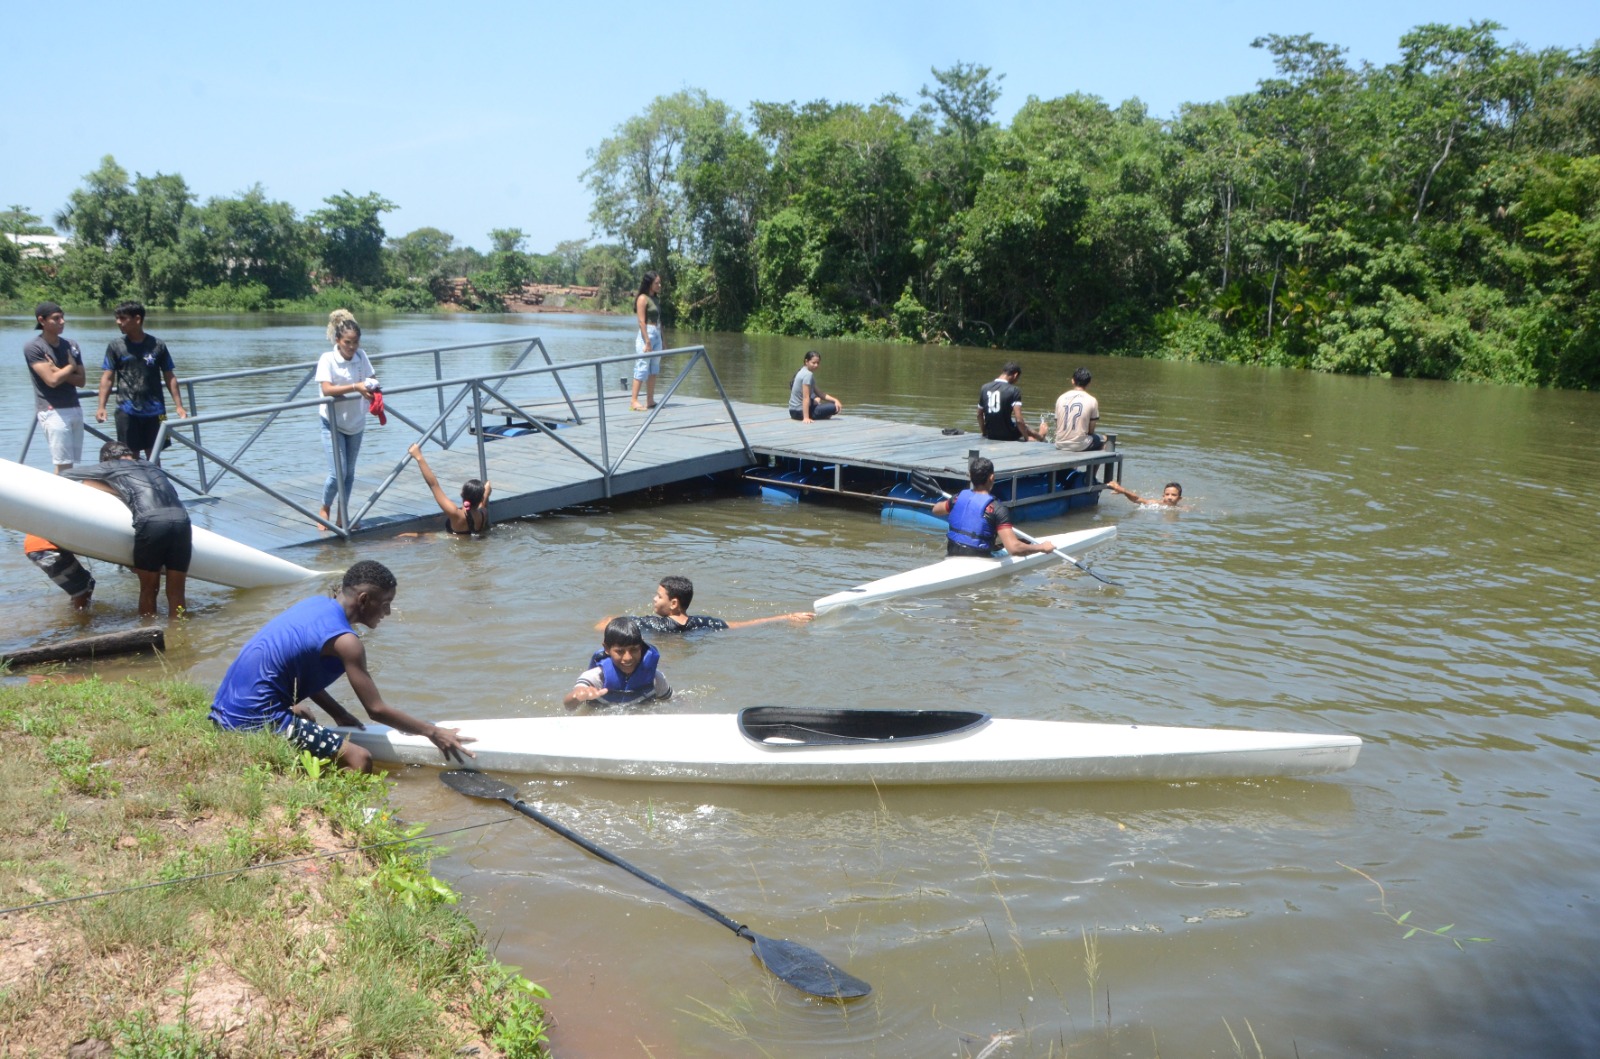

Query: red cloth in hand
[368,389,387,425]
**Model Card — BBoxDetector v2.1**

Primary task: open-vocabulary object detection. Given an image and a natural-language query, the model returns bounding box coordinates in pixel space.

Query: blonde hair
[326,308,360,344]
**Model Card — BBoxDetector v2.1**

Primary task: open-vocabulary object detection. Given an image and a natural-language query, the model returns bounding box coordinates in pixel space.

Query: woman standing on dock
[632,271,663,411]
[315,310,380,527]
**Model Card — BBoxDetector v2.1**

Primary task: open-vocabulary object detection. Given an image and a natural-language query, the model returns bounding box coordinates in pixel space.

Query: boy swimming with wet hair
[599,575,812,634]
[565,616,673,709]
[1107,480,1185,507]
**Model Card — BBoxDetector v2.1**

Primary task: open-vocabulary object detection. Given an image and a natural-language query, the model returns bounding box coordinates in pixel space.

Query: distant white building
[6,233,65,259]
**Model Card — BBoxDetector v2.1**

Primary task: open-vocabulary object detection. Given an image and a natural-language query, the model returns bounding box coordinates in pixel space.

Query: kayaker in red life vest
[595,575,813,634]
[930,456,1061,559]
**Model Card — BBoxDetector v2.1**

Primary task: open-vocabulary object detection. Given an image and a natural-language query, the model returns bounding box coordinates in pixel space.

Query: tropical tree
[309,191,396,288]
[388,227,456,283]
[54,156,194,306]
[184,185,312,300]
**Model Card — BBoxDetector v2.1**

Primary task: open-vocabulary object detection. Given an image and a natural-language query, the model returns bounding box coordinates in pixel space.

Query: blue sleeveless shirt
[210,596,356,730]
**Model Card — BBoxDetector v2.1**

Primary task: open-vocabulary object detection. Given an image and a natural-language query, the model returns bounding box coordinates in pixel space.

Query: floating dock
[15,337,1121,554]
[178,393,1121,552]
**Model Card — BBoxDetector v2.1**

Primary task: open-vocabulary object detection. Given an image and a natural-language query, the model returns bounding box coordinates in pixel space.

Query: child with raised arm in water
[1107,480,1185,508]
[565,617,672,710]
[407,442,491,534]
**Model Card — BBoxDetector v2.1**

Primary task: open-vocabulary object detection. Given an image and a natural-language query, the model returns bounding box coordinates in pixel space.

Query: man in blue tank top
[210,560,475,771]
[931,457,1063,559]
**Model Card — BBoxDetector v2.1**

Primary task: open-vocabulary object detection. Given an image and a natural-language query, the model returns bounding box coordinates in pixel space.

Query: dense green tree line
[1,159,635,315]
[584,25,1600,387]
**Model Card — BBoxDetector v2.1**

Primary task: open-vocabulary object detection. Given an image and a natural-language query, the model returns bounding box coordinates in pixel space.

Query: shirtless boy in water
[1107,480,1185,507]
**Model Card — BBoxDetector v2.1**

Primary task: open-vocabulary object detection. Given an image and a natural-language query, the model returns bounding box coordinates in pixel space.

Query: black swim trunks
[132,516,192,573]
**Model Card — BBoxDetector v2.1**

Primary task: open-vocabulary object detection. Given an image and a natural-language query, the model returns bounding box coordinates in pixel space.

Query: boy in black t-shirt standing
[96,301,187,459]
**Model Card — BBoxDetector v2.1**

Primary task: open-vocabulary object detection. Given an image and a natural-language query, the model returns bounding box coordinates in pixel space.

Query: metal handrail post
[15,417,38,463]
[433,349,445,436]
[178,378,208,490]
[698,348,756,461]
[162,430,349,539]
[593,363,613,497]
[607,353,691,472]
[473,382,488,484]
[471,377,605,474]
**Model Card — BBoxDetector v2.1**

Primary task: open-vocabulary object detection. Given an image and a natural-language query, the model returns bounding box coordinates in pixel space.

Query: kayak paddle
[908,471,1121,587]
[439,769,871,999]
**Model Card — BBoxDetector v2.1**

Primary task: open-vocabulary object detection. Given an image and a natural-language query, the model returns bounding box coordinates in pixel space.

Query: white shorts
[38,407,85,466]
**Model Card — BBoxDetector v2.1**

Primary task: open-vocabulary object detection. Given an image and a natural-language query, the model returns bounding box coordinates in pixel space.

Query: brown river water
[3,312,1596,1057]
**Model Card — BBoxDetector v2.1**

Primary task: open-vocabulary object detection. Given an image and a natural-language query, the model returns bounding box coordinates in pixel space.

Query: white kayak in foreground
[339,707,1362,785]
[0,457,322,589]
[814,525,1116,614]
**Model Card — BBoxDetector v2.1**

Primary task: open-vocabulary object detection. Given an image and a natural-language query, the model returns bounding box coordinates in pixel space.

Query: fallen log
[2,627,165,668]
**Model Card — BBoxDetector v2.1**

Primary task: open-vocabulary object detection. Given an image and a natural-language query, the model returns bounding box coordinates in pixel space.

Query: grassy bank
[0,676,550,1058]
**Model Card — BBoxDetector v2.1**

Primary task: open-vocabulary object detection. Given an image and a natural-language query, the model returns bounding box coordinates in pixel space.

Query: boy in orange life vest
[23,534,95,610]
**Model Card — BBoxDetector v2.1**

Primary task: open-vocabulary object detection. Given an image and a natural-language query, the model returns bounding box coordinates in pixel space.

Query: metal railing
[24,336,750,539]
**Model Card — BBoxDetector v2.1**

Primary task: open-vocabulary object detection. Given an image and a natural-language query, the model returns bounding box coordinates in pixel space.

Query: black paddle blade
[441,769,519,802]
[747,932,872,999]
[908,471,952,501]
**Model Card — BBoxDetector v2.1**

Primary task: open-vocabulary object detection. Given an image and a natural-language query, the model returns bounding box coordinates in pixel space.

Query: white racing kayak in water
[339,707,1362,785]
[0,457,321,589]
[814,525,1116,614]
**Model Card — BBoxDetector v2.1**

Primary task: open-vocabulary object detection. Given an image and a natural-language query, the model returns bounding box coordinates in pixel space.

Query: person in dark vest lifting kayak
[930,456,1061,559]
[565,617,673,710]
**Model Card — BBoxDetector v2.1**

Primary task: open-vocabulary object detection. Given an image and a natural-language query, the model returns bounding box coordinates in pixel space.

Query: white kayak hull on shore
[814,525,1117,614]
[340,713,1362,785]
[0,458,322,589]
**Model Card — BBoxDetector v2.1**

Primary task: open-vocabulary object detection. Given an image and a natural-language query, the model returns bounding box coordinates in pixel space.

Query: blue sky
[9,0,1598,255]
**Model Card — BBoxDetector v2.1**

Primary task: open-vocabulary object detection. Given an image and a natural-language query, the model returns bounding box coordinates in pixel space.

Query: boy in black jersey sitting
[599,575,812,634]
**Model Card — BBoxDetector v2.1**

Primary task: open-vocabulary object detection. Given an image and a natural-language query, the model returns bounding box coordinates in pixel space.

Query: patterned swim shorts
[280,715,348,759]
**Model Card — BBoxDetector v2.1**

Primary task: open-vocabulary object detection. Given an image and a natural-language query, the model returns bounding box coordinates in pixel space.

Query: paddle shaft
[498,794,746,938]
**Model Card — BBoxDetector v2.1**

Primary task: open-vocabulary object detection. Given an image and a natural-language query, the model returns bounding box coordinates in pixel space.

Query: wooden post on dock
[2,628,165,668]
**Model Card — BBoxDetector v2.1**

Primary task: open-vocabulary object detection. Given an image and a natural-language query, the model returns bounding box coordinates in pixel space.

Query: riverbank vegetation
[585,23,1599,387]
[0,186,638,318]
[6,22,1596,387]
[0,676,550,1058]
